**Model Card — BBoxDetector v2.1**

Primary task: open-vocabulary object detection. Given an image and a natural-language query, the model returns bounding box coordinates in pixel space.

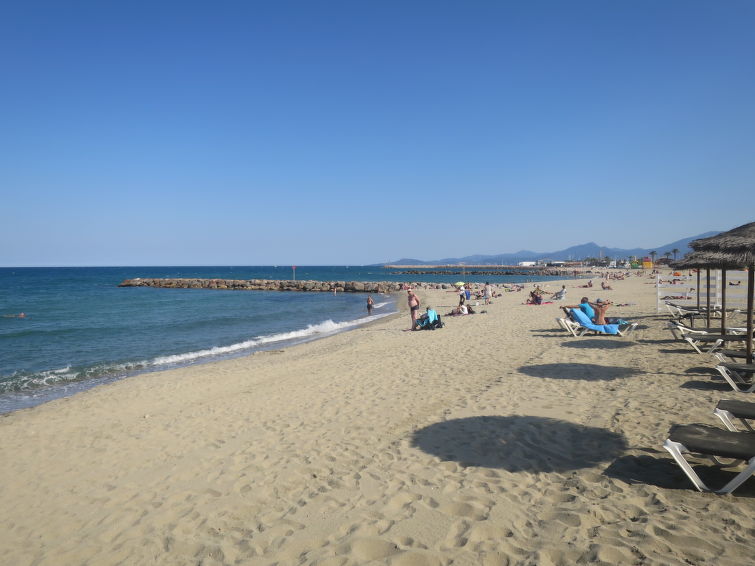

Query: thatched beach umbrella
[671,252,719,327]
[672,250,744,332]
[689,222,755,363]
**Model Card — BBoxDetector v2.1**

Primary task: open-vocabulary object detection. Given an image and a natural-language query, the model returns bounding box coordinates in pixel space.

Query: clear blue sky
[2,1,754,266]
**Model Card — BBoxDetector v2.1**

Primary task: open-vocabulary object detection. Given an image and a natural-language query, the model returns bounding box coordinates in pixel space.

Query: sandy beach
[1,273,754,566]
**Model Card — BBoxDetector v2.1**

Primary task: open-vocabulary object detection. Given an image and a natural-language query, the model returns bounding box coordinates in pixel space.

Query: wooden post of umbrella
[706,269,711,328]
[696,269,701,311]
[721,269,727,335]
[747,266,754,365]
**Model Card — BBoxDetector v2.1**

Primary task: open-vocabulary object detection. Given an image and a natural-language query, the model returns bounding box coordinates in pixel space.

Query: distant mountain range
[386,231,720,265]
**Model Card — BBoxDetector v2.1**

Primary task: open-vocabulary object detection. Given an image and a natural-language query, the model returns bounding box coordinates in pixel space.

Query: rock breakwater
[118,278,442,293]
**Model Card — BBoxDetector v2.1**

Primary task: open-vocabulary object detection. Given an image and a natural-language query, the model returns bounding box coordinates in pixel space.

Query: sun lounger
[568,308,620,335]
[683,334,749,355]
[556,316,583,337]
[713,349,752,364]
[714,399,755,432]
[715,364,755,393]
[663,423,755,493]
[566,308,637,337]
[667,321,747,340]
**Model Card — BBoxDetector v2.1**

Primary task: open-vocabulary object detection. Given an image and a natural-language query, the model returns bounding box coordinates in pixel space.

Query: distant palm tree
[672,248,680,260]
[664,251,672,261]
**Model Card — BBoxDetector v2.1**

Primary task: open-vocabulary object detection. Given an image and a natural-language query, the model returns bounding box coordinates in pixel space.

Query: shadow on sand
[680,379,731,392]
[518,363,641,381]
[559,339,635,350]
[411,415,627,472]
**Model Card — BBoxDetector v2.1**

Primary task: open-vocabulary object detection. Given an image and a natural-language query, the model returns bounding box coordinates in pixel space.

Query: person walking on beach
[407,289,420,329]
[483,282,492,305]
[367,295,374,314]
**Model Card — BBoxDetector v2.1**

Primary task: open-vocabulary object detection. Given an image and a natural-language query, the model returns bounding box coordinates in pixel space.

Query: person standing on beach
[407,289,420,329]
[367,295,374,314]
[457,284,466,306]
[483,282,492,305]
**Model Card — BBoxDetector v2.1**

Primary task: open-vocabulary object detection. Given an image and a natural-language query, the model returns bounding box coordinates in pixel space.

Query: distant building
[518,261,537,267]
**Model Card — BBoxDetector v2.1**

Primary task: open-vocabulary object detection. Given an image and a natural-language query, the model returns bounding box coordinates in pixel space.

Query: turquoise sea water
[0,266,565,414]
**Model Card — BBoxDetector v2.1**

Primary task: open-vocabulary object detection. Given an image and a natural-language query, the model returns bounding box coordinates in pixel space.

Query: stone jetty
[118,278,443,293]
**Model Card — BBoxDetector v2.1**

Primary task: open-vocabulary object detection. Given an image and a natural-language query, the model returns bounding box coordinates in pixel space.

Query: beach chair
[668,321,747,341]
[683,334,745,354]
[663,423,755,494]
[569,308,621,336]
[714,399,755,432]
[415,309,443,330]
[713,349,751,364]
[556,316,582,337]
[715,364,755,393]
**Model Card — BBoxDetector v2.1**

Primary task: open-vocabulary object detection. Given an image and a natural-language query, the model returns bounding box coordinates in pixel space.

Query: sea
[0,266,566,414]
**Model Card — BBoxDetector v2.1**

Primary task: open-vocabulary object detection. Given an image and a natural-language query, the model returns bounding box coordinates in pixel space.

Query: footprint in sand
[336,537,401,561]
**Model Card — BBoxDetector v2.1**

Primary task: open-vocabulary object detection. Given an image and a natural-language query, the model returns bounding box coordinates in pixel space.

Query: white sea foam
[150,313,391,367]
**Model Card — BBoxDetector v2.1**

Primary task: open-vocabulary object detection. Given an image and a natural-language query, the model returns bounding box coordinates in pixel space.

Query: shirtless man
[407,289,420,329]
[591,299,612,325]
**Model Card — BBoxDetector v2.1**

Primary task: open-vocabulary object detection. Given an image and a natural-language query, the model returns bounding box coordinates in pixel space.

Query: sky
[2,1,754,266]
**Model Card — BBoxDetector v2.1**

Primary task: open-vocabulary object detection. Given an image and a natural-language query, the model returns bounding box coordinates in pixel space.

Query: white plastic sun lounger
[663,423,755,494]
[714,399,755,432]
[715,364,755,393]
[556,317,583,337]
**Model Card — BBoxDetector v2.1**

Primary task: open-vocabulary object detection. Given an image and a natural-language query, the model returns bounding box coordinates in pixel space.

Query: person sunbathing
[527,290,542,305]
[446,305,469,316]
[601,281,613,290]
[550,285,566,300]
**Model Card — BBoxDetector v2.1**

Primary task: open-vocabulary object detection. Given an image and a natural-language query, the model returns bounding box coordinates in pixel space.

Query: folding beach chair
[663,423,755,494]
[415,309,443,330]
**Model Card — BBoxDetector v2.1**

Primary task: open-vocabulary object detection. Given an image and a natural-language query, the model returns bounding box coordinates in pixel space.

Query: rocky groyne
[118,278,447,293]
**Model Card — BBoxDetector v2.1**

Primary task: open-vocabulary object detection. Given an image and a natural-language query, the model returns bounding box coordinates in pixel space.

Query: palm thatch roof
[690,222,755,252]
[688,222,755,267]
[672,249,752,270]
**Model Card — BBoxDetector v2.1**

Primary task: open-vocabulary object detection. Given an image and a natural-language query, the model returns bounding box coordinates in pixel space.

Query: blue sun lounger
[569,308,621,336]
